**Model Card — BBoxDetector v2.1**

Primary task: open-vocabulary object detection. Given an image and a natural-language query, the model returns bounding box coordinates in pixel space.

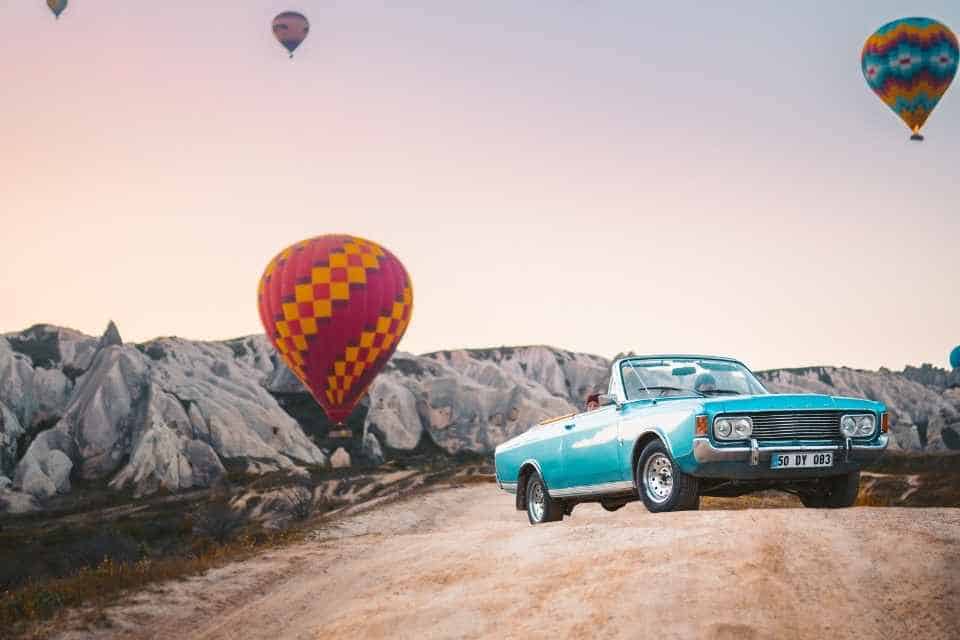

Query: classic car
[494,355,888,524]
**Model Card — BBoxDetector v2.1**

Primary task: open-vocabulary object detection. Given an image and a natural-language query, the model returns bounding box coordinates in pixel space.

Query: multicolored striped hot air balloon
[47,0,68,20]
[862,17,958,141]
[272,11,310,58]
[257,235,413,426]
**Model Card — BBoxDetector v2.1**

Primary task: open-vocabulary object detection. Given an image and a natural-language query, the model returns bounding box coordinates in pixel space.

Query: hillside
[1,323,958,513]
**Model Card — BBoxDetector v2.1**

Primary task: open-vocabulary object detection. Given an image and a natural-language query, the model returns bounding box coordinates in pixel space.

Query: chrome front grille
[730,411,845,441]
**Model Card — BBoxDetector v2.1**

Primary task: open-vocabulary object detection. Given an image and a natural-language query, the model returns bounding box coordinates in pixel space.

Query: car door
[560,406,623,489]
[531,419,567,488]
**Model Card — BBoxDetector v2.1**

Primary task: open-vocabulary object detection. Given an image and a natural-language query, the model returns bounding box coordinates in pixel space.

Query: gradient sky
[2,1,958,371]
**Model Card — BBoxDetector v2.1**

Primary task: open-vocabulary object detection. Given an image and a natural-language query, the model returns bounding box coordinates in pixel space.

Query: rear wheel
[526,473,564,525]
[800,471,860,508]
[636,440,699,513]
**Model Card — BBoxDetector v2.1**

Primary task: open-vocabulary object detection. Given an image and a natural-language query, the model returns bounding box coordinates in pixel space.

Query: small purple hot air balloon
[272,11,310,59]
[47,0,68,20]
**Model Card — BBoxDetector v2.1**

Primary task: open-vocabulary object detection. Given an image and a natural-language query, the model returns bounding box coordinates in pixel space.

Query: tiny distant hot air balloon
[951,345,960,370]
[258,235,413,427]
[272,11,310,58]
[47,0,68,20]
[862,17,959,141]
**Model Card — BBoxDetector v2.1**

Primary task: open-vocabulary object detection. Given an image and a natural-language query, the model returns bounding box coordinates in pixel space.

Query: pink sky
[2,2,958,371]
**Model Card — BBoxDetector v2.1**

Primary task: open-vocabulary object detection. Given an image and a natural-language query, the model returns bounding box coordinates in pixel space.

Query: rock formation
[1,322,958,512]
[363,348,608,456]
[2,324,326,507]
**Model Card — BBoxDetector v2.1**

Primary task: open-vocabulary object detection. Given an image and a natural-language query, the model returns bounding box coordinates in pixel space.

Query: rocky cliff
[0,324,326,512]
[1,323,958,512]
[366,347,609,455]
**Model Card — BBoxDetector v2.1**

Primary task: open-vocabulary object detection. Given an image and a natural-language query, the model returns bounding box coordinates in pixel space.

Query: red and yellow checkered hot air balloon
[257,235,413,425]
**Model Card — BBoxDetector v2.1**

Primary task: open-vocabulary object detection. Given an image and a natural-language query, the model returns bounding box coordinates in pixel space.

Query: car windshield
[620,358,767,400]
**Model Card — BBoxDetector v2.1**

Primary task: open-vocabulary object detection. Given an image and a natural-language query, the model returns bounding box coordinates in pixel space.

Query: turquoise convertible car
[494,355,889,523]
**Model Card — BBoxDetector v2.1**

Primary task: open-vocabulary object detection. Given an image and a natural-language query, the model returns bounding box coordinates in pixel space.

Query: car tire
[801,471,860,508]
[636,440,700,513]
[601,501,626,512]
[525,473,564,525]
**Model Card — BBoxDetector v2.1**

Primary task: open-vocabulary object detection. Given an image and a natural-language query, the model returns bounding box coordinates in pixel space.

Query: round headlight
[855,415,875,436]
[732,418,753,438]
[840,415,858,437]
[715,419,732,438]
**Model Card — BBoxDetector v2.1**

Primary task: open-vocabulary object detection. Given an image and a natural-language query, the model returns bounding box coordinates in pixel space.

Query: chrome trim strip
[519,458,544,482]
[693,435,888,463]
[500,482,518,495]
[718,410,846,441]
[693,439,751,462]
[750,438,759,466]
[550,480,635,498]
[853,434,888,450]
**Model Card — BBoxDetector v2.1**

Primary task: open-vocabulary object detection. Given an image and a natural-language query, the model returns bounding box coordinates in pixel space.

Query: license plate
[770,452,833,469]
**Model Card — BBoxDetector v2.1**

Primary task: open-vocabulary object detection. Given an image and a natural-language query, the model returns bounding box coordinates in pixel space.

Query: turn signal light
[695,415,708,436]
[881,413,889,433]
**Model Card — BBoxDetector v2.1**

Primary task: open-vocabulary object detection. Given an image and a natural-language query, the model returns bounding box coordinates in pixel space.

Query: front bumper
[690,434,887,478]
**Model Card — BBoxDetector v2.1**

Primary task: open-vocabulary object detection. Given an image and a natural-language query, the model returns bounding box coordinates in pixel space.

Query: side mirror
[598,393,619,408]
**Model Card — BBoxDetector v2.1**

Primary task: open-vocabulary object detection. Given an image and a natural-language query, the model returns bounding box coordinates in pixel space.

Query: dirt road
[59,484,960,640]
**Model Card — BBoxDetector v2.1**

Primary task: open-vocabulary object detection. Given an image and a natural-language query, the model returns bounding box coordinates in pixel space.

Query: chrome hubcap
[529,481,545,521]
[643,453,674,504]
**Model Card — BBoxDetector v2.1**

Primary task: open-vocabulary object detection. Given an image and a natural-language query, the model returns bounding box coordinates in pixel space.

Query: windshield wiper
[699,389,742,396]
[642,386,706,397]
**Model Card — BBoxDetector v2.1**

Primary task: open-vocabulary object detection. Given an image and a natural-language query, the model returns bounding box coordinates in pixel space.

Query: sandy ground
[57,484,960,640]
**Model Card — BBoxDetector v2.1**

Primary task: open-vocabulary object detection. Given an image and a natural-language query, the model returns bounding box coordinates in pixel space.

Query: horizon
[3,2,959,372]
[3,319,954,373]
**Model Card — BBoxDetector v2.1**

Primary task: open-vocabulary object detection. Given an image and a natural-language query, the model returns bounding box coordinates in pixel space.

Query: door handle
[564,423,575,430]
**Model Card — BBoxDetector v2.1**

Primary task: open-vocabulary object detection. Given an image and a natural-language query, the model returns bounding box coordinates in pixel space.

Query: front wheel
[800,471,860,508]
[526,473,564,525]
[636,440,699,513]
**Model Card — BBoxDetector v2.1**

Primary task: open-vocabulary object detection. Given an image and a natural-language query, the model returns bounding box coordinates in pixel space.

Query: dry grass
[854,494,893,507]
[857,471,960,507]
[0,529,298,638]
[0,459,489,639]
[702,491,801,510]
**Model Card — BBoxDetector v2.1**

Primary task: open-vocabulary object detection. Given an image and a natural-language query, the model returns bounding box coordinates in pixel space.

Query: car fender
[518,458,545,485]
[514,458,548,511]
[619,403,701,478]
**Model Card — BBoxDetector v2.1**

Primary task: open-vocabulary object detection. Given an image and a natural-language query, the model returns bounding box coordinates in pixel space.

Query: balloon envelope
[257,235,413,424]
[47,0,67,18]
[862,17,959,139]
[951,345,960,370]
[272,11,310,57]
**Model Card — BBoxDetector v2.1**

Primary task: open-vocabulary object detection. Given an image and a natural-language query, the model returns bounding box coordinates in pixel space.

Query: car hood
[701,393,884,415]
